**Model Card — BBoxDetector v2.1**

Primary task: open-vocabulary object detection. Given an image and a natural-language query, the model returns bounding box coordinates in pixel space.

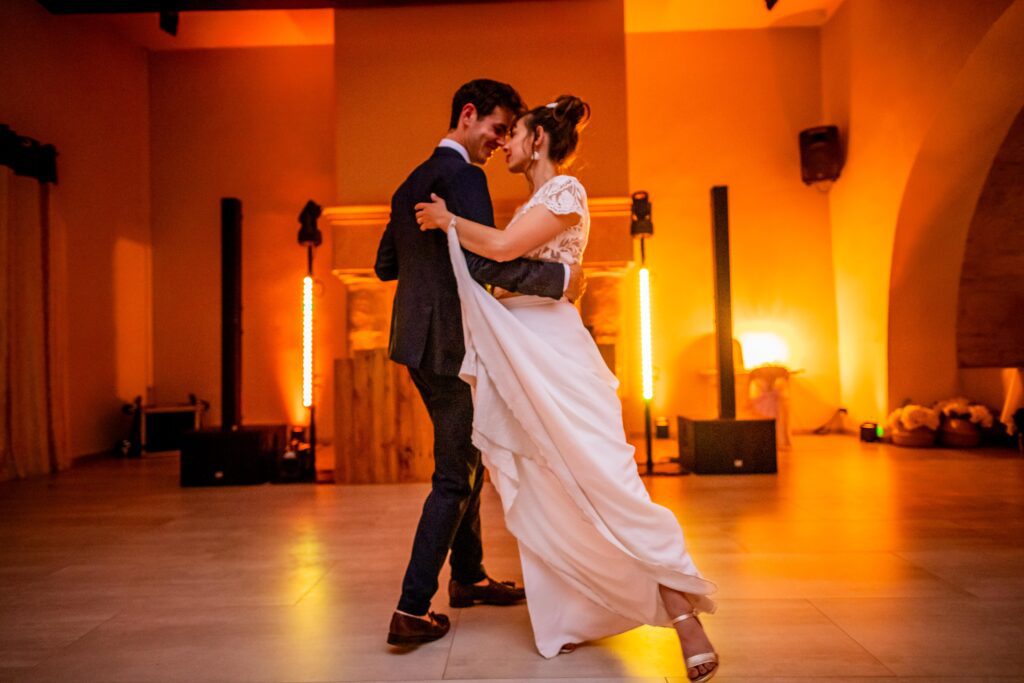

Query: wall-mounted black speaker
[799,126,843,185]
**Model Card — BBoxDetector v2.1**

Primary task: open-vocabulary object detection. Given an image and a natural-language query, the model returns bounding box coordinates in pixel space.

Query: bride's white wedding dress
[447,175,716,658]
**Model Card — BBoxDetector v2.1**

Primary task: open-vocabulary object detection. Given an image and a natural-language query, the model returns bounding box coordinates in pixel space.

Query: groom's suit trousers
[398,364,486,615]
[377,147,566,616]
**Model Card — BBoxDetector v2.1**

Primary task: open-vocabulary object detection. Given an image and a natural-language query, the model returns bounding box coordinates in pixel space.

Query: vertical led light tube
[639,266,653,401]
[302,276,313,408]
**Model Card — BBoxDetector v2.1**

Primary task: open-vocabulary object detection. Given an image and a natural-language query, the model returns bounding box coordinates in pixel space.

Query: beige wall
[0,0,151,459]
[330,3,846,436]
[625,28,841,433]
[150,46,338,438]
[821,0,1019,422]
[333,0,629,206]
[329,0,632,450]
[8,0,1023,467]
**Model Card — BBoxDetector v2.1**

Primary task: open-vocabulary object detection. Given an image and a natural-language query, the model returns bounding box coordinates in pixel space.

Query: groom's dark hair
[449,79,526,129]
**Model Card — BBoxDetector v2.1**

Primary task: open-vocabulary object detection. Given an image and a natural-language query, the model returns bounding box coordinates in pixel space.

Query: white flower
[937,397,971,417]
[935,397,995,428]
[968,404,994,428]
[901,405,940,431]
[888,404,940,432]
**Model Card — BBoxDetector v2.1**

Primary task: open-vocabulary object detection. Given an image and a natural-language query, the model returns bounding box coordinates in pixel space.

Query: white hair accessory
[545,102,558,109]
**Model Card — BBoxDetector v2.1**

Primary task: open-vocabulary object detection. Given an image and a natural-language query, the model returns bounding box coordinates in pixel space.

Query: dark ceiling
[38,0,518,13]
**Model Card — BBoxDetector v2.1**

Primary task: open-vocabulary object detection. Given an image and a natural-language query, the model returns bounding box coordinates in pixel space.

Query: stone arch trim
[887,0,1024,409]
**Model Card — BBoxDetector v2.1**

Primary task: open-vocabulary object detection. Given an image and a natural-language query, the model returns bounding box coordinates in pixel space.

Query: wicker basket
[890,426,937,448]
[938,418,982,447]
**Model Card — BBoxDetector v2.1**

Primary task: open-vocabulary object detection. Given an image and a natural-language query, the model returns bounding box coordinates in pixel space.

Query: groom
[376,79,584,646]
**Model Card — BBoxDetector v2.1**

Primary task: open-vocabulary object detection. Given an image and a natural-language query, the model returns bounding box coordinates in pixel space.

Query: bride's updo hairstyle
[521,94,591,170]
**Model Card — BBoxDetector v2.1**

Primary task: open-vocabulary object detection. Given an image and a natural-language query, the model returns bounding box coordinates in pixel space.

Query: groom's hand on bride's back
[565,264,587,303]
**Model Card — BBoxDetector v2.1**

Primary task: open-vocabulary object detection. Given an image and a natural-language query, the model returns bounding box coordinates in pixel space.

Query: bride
[414,95,719,682]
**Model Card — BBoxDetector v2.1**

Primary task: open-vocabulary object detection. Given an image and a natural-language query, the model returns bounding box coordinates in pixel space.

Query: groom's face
[465,105,514,165]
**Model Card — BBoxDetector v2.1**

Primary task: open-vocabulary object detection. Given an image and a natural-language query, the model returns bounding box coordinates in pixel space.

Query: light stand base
[642,401,689,477]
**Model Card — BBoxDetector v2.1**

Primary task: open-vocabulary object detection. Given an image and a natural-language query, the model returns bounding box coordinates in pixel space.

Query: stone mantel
[325,195,636,279]
[326,195,636,483]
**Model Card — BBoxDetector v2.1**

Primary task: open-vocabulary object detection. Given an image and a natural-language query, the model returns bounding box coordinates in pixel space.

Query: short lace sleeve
[538,175,586,217]
[519,175,590,265]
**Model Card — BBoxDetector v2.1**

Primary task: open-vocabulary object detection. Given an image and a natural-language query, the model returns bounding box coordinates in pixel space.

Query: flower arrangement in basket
[934,397,994,447]
[885,404,940,447]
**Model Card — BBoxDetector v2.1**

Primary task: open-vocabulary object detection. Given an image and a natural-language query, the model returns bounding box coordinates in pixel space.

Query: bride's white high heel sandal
[670,611,719,683]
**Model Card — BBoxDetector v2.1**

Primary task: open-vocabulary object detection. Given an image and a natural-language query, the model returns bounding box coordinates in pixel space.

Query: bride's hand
[414,193,454,232]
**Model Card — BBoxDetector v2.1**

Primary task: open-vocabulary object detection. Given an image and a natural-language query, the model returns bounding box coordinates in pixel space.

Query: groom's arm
[449,165,565,300]
[374,206,399,282]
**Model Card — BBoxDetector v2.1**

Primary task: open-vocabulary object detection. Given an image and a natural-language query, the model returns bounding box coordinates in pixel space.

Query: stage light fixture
[158,8,178,36]
[631,190,670,475]
[296,200,322,470]
[859,422,880,442]
[0,125,58,184]
[630,191,653,237]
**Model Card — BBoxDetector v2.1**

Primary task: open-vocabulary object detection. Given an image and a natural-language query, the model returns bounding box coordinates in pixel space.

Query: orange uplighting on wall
[302,275,313,409]
[739,331,791,369]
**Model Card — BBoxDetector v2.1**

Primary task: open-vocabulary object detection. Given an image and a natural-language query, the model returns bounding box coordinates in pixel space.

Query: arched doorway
[887,0,1024,409]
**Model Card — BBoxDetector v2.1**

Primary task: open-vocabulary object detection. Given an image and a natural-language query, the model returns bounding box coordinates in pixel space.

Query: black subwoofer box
[677,417,777,474]
[180,425,287,487]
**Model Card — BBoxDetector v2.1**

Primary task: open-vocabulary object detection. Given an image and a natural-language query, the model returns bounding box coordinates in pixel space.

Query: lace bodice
[510,175,589,266]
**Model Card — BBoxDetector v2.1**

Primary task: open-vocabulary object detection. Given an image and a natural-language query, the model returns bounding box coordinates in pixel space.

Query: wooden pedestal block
[334,350,434,483]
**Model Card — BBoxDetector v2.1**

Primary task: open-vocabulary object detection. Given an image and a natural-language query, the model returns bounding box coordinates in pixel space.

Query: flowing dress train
[447,176,716,658]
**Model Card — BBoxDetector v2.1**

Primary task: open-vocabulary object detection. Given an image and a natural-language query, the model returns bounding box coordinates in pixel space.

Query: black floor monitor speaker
[180,425,287,487]
[678,417,777,474]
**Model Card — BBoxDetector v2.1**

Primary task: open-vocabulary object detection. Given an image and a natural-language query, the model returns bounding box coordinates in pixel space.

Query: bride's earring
[531,150,540,161]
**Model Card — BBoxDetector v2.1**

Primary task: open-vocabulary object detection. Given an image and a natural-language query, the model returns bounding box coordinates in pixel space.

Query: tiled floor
[1,435,1023,682]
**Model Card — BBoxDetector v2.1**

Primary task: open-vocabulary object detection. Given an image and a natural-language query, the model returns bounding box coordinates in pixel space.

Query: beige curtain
[1,167,69,480]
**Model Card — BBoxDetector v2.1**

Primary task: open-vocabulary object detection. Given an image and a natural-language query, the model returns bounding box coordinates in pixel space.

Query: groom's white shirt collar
[438,138,470,163]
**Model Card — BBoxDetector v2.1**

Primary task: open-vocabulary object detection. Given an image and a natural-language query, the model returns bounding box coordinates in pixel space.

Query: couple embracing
[375,79,718,682]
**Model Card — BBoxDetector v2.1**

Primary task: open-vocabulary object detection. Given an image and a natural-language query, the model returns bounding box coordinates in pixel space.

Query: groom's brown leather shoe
[386,610,450,646]
[448,577,526,608]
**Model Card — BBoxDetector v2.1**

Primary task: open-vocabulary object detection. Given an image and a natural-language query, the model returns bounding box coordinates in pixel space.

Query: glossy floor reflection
[1,435,1022,682]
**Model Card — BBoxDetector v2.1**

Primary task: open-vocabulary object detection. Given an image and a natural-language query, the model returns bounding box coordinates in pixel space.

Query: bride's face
[503,118,533,173]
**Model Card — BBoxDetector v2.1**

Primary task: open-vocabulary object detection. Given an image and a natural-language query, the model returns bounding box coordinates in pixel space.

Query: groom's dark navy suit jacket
[375,147,565,376]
